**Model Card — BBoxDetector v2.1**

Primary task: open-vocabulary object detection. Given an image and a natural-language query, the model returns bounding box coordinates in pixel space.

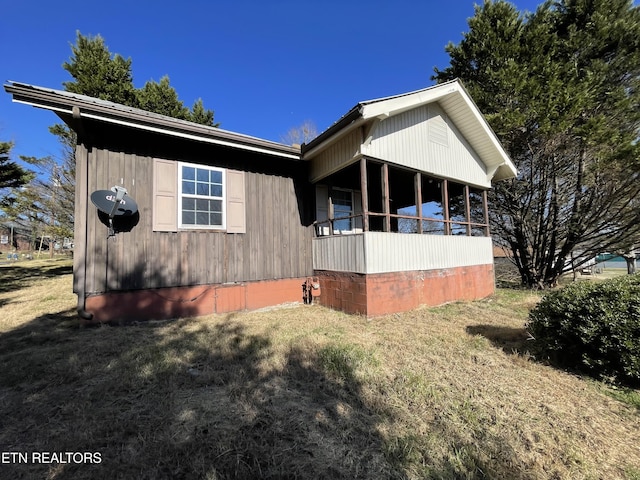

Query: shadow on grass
[0,307,406,479]
[0,263,73,294]
[466,324,533,356]
[0,256,536,479]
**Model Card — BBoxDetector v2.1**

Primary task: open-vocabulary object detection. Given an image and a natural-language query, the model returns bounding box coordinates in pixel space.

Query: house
[4,80,516,322]
[0,222,32,253]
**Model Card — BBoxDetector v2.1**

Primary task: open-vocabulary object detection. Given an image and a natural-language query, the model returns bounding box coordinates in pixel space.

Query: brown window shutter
[153,159,178,232]
[226,169,246,234]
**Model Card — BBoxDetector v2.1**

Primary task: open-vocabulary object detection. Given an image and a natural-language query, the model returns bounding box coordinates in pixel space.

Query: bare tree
[281,120,318,146]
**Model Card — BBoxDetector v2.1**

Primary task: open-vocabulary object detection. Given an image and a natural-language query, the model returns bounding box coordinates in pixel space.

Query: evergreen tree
[136,76,190,120]
[62,31,219,124]
[189,98,219,127]
[0,141,33,189]
[63,31,137,105]
[434,0,640,287]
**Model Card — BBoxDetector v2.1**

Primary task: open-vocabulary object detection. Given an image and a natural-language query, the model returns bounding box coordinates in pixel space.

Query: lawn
[1,260,639,479]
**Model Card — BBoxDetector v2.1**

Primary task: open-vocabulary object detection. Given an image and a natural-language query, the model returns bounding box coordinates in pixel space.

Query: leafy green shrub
[527,275,640,386]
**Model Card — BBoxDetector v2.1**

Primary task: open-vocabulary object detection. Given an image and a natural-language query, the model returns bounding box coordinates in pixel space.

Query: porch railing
[314,212,489,237]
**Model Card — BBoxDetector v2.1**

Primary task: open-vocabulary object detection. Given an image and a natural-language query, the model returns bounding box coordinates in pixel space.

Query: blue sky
[1,0,542,163]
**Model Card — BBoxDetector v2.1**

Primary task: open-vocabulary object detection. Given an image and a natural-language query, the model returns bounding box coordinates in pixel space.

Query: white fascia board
[360,83,460,120]
[13,98,73,116]
[302,116,368,159]
[454,87,516,177]
[12,97,300,160]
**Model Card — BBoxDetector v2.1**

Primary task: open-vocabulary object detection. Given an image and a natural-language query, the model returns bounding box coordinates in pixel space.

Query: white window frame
[178,162,226,230]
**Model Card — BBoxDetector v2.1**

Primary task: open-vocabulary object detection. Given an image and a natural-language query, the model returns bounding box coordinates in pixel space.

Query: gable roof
[3,81,300,160]
[302,79,517,181]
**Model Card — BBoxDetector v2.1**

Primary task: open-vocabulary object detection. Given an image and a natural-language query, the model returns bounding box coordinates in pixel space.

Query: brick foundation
[315,264,495,316]
[83,277,307,323]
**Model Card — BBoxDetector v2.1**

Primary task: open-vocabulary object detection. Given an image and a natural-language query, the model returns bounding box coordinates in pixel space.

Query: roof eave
[301,105,363,158]
[4,82,301,160]
[301,80,517,181]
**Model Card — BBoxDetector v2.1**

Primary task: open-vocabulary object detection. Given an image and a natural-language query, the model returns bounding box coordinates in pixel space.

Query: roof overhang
[4,81,301,160]
[302,79,517,182]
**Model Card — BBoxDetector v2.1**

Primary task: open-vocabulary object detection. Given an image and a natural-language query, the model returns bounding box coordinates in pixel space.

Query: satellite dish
[91,187,138,217]
[90,186,139,237]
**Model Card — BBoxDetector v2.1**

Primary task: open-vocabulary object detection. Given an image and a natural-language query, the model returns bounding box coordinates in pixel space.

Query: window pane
[211,199,222,213]
[194,198,207,211]
[196,211,209,225]
[333,190,352,207]
[182,198,195,210]
[182,180,195,195]
[182,166,195,180]
[196,168,209,182]
[334,205,351,217]
[211,170,222,184]
[211,185,223,197]
[211,213,222,226]
[196,182,209,196]
[334,218,351,231]
[182,211,195,224]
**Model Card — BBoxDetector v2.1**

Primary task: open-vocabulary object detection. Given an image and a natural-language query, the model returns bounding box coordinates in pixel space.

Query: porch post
[382,163,390,232]
[360,157,369,232]
[415,172,422,234]
[482,190,490,236]
[464,185,472,236]
[442,179,451,235]
[328,191,334,235]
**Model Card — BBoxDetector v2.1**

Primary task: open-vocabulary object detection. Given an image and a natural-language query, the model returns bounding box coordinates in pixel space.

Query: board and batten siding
[363,103,490,188]
[313,232,493,274]
[79,147,312,295]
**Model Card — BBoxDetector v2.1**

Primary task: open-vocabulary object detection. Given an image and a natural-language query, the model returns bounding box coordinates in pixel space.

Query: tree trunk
[623,255,636,274]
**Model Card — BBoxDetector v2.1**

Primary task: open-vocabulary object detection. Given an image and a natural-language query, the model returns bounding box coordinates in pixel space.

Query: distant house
[5,80,516,322]
[0,223,31,253]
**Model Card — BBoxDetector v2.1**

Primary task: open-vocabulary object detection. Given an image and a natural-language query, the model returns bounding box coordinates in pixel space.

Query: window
[332,189,353,231]
[179,163,225,229]
[153,159,245,233]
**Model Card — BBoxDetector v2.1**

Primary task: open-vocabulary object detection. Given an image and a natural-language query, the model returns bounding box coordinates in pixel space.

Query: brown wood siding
[73,143,89,295]
[81,147,313,294]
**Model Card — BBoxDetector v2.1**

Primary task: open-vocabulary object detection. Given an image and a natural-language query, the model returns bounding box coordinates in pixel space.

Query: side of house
[4,80,516,321]
[303,81,517,315]
[5,83,314,321]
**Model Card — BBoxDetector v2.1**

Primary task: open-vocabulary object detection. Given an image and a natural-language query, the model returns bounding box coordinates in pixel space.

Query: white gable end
[362,103,490,188]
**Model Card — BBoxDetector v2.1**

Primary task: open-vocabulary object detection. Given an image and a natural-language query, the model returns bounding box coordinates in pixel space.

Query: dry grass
[1,261,639,479]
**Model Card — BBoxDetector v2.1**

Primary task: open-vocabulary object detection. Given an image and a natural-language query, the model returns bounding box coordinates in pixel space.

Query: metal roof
[3,81,301,160]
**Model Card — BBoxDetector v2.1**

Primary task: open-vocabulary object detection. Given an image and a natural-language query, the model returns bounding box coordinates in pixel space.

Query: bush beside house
[527,275,640,386]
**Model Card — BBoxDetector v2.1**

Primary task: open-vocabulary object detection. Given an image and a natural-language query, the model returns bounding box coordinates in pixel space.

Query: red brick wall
[83,277,307,323]
[315,264,495,316]
[82,266,495,322]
